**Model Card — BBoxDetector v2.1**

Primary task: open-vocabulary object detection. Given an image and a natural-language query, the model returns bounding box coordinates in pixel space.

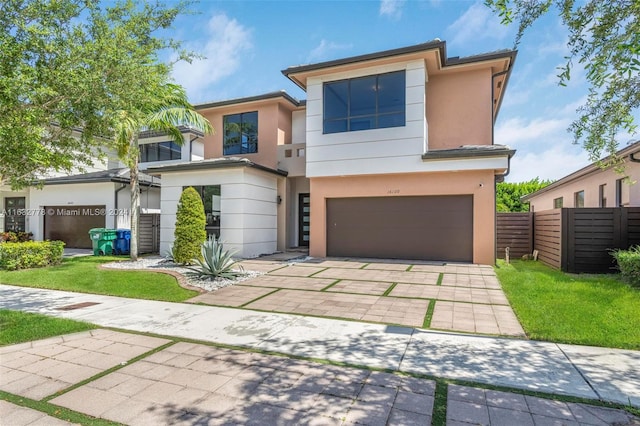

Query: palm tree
[113,83,213,260]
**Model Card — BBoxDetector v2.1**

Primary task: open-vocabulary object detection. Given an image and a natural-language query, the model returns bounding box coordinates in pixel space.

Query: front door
[298,193,310,247]
[4,197,26,232]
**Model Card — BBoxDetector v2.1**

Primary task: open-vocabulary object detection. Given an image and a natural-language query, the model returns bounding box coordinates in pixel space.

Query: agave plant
[188,235,244,280]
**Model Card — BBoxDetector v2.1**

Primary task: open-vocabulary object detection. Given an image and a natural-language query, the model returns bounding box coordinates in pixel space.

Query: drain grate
[55,302,101,311]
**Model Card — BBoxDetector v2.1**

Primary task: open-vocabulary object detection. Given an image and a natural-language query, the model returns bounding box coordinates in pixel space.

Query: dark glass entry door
[298,193,310,247]
[4,197,26,232]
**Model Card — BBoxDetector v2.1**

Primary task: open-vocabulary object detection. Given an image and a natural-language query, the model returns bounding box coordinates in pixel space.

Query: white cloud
[172,13,252,102]
[307,39,353,63]
[495,116,571,147]
[501,89,531,108]
[379,0,406,20]
[507,146,589,182]
[445,2,509,47]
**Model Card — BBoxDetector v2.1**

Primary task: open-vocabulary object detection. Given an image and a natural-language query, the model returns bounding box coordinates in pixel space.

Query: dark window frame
[323,70,406,134]
[140,141,182,162]
[574,190,585,208]
[616,178,624,207]
[223,111,258,155]
[599,184,607,207]
[553,197,563,208]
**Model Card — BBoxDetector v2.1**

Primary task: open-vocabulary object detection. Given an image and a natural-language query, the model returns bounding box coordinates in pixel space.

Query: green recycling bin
[89,228,117,255]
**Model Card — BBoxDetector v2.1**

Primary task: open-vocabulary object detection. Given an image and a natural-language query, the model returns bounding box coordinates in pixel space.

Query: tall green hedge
[173,187,207,264]
[0,241,65,270]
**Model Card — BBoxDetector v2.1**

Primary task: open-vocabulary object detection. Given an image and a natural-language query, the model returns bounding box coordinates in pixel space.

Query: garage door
[326,195,473,262]
[44,205,106,249]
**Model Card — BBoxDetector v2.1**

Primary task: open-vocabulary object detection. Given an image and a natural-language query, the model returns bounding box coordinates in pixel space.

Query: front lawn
[495,260,640,349]
[0,256,198,302]
[0,309,95,346]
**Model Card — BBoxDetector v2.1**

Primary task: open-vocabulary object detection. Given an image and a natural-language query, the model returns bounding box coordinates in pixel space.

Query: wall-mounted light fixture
[277,195,282,205]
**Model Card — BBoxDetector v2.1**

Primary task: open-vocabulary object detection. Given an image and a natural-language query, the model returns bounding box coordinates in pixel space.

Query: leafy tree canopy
[0,0,194,189]
[497,178,553,212]
[486,0,639,163]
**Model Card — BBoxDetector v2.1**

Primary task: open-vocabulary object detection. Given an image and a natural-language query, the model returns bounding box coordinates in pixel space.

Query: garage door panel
[44,205,106,249]
[327,196,473,262]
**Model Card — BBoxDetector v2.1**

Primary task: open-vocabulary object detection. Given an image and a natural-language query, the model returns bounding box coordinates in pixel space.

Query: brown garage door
[326,195,473,262]
[44,205,106,249]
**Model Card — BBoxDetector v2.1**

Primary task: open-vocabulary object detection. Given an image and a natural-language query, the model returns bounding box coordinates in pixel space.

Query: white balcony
[277,143,306,177]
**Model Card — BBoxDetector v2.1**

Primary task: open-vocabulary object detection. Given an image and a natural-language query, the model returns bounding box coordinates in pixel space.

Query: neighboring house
[522,141,640,211]
[148,40,517,264]
[2,40,517,264]
[0,126,203,251]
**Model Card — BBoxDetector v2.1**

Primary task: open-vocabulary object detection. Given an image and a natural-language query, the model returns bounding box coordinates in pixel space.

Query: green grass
[0,310,95,346]
[495,260,640,349]
[0,256,198,302]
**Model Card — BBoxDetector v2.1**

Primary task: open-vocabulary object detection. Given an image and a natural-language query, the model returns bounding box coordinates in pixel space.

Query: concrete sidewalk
[1,284,638,408]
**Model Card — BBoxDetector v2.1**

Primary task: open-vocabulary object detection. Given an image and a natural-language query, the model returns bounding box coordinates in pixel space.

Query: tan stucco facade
[199,98,296,170]
[427,68,493,149]
[309,170,496,265]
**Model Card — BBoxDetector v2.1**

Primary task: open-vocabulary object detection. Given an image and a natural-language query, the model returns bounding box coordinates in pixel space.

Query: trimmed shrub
[611,246,640,288]
[0,240,65,270]
[0,232,33,243]
[173,187,207,264]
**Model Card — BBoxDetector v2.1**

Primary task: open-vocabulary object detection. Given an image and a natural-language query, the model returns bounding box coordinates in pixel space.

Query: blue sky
[169,0,637,183]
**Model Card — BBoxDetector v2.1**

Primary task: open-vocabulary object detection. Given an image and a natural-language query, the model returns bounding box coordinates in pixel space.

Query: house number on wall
[387,189,400,194]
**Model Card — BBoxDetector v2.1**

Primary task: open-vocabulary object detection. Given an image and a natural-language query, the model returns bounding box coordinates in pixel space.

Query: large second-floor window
[224,111,258,155]
[323,70,406,134]
[140,142,181,162]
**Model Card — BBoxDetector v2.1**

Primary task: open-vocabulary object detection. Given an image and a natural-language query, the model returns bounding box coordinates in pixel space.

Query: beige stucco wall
[426,68,493,150]
[200,102,291,170]
[309,170,496,265]
[528,160,640,211]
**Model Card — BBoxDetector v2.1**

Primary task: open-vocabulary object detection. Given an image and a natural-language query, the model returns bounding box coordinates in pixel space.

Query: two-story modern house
[522,141,640,211]
[147,40,516,264]
[1,40,516,265]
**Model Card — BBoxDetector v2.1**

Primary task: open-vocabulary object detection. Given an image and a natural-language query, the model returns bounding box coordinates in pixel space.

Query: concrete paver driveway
[189,258,525,337]
[2,330,638,425]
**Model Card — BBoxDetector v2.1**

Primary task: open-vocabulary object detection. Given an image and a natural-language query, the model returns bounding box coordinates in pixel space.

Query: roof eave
[195,91,301,110]
[146,159,288,177]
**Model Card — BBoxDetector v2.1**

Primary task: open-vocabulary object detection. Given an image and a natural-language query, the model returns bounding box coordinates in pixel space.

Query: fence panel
[565,208,618,273]
[533,209,562,269]
[496,212,533,259]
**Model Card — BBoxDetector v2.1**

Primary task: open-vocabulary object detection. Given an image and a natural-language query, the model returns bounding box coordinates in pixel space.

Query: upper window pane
[324,81,348,120]
[349,76,376,117]
[377,72,405,114]
[323,70,405,134]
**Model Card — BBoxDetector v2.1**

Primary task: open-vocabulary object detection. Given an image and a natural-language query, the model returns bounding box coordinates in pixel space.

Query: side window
[553,197,563,208]
[223,112,258,155]
[599,184,607,207]
[574,190,584,208]
[140,142,181,162]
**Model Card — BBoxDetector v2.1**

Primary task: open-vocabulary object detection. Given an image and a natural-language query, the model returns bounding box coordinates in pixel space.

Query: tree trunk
[129,137,140,261]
